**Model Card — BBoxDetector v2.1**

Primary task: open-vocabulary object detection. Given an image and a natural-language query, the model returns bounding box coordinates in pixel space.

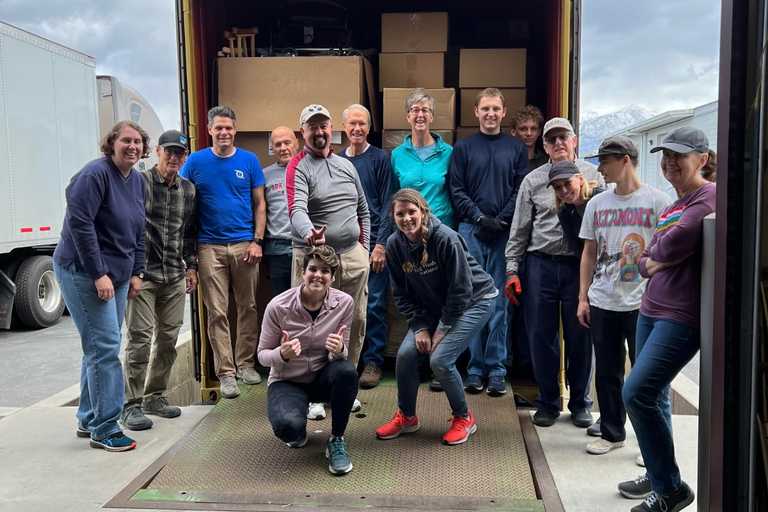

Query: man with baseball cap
[576,135,671,455]
[286,104,370,421]
[504,117,604,428]
[121,129,198,430]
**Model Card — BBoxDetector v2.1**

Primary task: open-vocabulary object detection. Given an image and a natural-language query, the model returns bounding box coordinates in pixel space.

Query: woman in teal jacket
[391,88,454,228]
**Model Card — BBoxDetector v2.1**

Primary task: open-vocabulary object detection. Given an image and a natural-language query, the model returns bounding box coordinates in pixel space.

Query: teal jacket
[390,133,455,227]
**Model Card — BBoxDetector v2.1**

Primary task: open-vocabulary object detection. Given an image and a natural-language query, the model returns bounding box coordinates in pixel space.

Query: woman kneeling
[376,189,497,445]
[258,246,358,475]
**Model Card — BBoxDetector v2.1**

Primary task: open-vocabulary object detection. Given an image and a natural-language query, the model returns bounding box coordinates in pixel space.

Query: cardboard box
[383,88,455,130]
[460,88,527,126]
[459,49,527,88]
[381,12,448,53]
[237,131,347,166]
[379,53,444,90]
[218,57,365,132]
[382,130,454,150]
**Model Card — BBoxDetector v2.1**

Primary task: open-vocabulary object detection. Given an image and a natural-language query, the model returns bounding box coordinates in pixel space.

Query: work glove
[504,273,522,305]
[475,215,508,243]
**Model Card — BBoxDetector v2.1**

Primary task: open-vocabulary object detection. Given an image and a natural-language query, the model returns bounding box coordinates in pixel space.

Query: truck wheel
[14,256,65,329]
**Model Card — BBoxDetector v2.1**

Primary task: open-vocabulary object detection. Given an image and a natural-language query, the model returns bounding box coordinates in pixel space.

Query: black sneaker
[587,418,602,437]
[571,409,594,428]
[618,473,652,499]
[143,396,182,418]
[486,375,507,397]
[464,374,485,394]
[532,409,559,427]
[121,405,153,431]
[630,482,694,512]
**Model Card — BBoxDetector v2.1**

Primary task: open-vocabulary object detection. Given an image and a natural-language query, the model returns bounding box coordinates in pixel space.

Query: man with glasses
[121,130,197,430]
[504,117,604,428]
[286,104,370,418]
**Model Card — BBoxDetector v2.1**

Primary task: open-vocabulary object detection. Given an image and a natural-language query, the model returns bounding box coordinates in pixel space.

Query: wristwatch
[134,272,144,279]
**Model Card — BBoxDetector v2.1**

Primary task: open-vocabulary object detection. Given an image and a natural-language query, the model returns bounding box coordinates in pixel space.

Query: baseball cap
[543,117,575,138]
[547,160,581,186]
[589,135,638,159]
[158,130,188,150]
[299,104,332,126]
[650,126,709,154]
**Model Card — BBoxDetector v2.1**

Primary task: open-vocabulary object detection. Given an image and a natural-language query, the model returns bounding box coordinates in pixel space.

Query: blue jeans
[361,268,389,368]
[54,262,129,441]
[395,296,494,417]
[458,223,508,379]
[623,314,698,495]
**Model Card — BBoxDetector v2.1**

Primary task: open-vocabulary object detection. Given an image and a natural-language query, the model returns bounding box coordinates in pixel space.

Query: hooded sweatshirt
[386,215,496,334]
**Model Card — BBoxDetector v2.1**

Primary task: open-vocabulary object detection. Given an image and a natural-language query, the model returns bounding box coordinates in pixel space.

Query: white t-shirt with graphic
[579,184,673,311]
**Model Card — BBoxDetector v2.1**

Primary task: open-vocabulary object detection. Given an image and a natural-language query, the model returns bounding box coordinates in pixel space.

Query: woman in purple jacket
[618,127,716,512]
[257,245,358,476]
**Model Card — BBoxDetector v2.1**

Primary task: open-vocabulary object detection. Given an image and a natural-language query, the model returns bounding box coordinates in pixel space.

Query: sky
[1,0,722,129]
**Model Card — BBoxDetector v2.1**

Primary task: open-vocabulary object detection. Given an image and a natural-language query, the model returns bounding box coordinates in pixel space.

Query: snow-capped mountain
[578,105,656,157]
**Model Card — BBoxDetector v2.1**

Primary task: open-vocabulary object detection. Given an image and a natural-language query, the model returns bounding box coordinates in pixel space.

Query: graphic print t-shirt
[579,184,672,311]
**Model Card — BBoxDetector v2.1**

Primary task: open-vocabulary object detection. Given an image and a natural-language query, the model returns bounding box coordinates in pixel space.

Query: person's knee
[429,355,450,378]
[330,360,357,384]
[271,413,306,442]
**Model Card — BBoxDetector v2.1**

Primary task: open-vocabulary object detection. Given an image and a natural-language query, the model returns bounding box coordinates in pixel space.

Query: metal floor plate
[115,381,542,512]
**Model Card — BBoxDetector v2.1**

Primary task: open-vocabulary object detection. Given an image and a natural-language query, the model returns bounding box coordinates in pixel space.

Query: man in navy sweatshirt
[340,104,399,389]
[448,88,529,397]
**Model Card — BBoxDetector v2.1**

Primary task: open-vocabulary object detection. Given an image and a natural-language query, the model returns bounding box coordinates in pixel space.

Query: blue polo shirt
[181,147,265,244]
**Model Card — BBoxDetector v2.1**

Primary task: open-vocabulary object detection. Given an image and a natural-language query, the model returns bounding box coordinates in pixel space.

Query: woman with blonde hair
[375,189,497,446]
[548,160,604,254]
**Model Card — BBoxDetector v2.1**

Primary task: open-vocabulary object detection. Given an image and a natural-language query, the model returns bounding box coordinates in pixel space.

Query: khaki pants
[292,243,369,365]
[124,277,186,405]
[199,242,260,378]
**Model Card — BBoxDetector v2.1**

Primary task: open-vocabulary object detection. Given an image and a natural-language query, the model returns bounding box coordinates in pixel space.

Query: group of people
[55,86,715,512]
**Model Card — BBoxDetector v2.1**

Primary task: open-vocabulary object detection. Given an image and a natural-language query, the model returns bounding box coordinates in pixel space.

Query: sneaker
[307,402,326,420]
[375,409,420,440]
[636,453,646,467]
[464,374,485,394]
[219,376,240,399]
[587,418,602,437]
[630,483,694,512]
[571,409,594,428]
[359,363,382,389]
[325,436,353,475]
[237,367,262,385]
[586,437,625,455]
[486,375,507,397]
[618,473,652,499]
[351,398,362,413]
[532,409,559,427]
[442,410,477,445]
[143,396,181,419]
[90,432,137,452]
[286,432,308,448]
[429,378,444,392]
[120,405,153,431]
[76,424,90,439]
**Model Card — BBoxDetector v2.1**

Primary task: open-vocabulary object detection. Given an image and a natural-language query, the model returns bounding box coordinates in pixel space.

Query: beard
[312,134,328,149]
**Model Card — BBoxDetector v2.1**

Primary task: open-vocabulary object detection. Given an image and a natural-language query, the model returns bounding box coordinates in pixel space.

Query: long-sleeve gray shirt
[286,149,370,254]
[505,159,604,274]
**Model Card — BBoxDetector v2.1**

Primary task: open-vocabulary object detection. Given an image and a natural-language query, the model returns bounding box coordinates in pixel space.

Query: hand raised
[306,225,327,246]
[279,330,302,360]
[325,325,346,355]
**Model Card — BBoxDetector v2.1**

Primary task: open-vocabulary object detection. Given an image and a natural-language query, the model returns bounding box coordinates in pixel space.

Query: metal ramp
[108,381,556,511]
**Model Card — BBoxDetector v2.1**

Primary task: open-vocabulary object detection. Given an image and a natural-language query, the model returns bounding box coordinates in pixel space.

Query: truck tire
[13,255,65,329]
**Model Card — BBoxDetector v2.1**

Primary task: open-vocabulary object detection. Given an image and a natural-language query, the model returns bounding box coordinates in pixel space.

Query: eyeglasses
[163,147,187,157]
[408,107,432,115]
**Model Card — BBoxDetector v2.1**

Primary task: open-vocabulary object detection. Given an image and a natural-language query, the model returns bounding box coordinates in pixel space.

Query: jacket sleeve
[448,143,483,223]
[375,155,399,246]
[505,174,534,274]
[286,152,314,241]
[648,195,713,264]
[439,239,475,327]
[65,170,108,279]
[353,167,371,251]
[387,240,433,333]
[257,300,288,369]
[328,295,354,361]
[498,145,531,224]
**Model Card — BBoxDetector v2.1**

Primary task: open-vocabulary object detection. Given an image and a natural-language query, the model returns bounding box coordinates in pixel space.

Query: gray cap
[547,160,580,186]
[589,135,638,159]
[543,117,575,137]
[650,126,709,154]
[299,104,331,127]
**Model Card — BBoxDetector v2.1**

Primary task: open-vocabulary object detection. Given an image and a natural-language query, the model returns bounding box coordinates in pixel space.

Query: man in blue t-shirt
[180,106,266,399]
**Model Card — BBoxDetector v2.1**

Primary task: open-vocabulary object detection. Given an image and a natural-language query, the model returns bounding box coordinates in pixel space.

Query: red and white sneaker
[375,409,420,440]
[442,410,477,445]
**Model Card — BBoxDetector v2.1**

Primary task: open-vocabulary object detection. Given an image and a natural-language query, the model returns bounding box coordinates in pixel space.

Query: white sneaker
[307,402,326,420]
[636,453,645,467]
[586,438,625,455]
[351,398,362,412]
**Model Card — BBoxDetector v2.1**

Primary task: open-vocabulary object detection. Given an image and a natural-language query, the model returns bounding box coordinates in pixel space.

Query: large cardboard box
[459,49,527,88]
[218,57,365,132]
[379,53,444,90]
[383,88,455,130]
[460,88,527,126]
[381,12,448,53]
[382,130,454,150]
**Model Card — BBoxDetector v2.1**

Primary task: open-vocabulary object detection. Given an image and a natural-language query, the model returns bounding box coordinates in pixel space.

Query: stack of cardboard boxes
[456,48,528,142]
[379,12,455,150]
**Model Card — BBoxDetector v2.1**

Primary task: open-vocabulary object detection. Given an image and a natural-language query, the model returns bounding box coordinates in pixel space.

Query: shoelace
[328,438,347,458]
[643,492,668,512]
[634,474,650,485]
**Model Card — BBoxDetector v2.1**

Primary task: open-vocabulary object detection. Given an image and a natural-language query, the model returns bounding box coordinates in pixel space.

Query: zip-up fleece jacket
[386,215,496,334]
[257,286,353,385]
[286,149,370,254]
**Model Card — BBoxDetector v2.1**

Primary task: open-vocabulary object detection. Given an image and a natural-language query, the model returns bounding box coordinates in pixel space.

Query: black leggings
[267,359,358,442]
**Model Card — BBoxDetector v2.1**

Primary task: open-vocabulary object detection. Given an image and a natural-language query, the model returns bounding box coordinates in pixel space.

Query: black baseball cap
[158,130,189,150]
[589,135,638,159]
[650,126,709,154]
[547,160,580,186]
